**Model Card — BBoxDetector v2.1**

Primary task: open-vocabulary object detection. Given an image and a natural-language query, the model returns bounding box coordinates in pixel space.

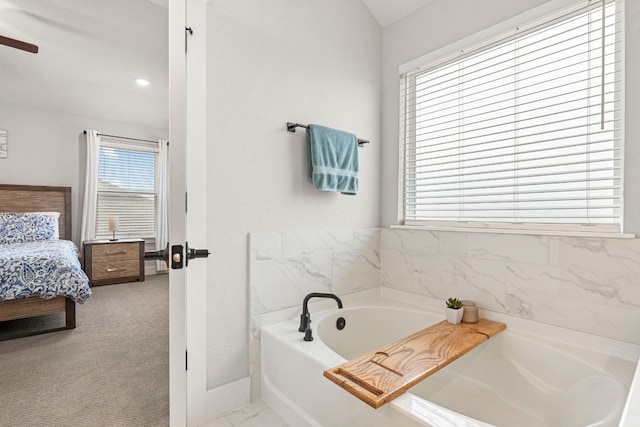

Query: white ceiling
[0,0,168,129]
[0,0,428,130]
[361,0,433,27]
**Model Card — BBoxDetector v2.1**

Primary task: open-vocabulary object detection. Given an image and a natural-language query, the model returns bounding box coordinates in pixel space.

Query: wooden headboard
[0,184,72,240]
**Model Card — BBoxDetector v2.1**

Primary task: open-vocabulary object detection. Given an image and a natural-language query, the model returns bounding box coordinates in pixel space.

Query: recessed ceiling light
[134,78,150,87]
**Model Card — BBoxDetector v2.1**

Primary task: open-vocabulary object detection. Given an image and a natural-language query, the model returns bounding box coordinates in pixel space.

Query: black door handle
[144,243,170,266]
[145,243,185,269]
[185,241,210,266]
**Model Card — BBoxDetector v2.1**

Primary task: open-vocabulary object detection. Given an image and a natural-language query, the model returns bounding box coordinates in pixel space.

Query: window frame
[94,136,160,241]
[397,0,626,237]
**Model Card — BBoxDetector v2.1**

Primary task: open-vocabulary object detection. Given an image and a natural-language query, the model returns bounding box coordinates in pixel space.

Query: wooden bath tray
[323,318,506,409]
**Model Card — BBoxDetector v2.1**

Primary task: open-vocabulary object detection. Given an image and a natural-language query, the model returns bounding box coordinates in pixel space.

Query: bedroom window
[399,0,624,234]
[95,138,159,240]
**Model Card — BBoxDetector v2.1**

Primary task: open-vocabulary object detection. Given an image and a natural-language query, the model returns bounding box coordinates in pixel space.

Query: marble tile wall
[250,228,381,322]
[248,228,380,399]
[380,228,640,344]
[249,226,640,401]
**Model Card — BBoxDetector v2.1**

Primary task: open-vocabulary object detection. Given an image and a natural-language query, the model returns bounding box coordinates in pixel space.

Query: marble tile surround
[249,226,640,401]
[381,228,640,344]
[250,228,381,326]
[249,228,381,400]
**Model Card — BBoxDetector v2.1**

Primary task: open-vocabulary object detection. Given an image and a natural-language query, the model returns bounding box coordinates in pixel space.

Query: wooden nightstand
[83,238,145,286]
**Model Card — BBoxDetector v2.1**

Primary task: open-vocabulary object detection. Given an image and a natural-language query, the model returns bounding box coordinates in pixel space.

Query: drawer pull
[106,267,127,273]
[106,250,127,255]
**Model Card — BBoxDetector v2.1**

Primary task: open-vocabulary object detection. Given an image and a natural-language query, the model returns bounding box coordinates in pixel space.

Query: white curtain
[156,139,169,271]
[80,130,100,244]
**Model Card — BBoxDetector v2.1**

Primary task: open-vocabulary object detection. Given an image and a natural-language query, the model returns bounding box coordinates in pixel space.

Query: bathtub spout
[298,293,343,341]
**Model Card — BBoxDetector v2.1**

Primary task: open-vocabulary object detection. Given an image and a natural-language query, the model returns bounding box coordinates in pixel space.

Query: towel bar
[287,122,370,147]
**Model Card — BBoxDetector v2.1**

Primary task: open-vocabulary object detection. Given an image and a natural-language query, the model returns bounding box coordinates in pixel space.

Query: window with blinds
[95,138,158,239]
[400,0,624,233]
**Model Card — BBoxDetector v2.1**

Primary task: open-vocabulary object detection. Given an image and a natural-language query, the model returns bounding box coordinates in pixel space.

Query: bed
[0,184,91,339]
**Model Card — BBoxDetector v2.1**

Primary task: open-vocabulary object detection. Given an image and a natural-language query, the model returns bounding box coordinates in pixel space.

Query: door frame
[168,0,208,425]
[168,0,187,423]
[185,0,208,425]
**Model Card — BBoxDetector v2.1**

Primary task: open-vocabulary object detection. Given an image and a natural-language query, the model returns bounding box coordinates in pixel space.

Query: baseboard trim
[204,377,251,421]
[145,265,168,276]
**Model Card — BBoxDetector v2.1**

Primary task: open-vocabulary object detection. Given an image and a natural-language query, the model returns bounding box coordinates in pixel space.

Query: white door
[168,0,208,425]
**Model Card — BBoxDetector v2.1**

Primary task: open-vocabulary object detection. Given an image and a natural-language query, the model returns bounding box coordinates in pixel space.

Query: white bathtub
[261,292,640,427]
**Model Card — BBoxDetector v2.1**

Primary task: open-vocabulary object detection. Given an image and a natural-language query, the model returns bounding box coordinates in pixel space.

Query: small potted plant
[445,297,464,324]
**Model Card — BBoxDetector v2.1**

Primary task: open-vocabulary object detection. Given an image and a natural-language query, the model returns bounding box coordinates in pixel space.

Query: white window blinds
[400,0,624,232]
[95,138,159,239]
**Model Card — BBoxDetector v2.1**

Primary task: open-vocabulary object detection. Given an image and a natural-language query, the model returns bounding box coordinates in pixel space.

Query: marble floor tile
[200,399,289,427]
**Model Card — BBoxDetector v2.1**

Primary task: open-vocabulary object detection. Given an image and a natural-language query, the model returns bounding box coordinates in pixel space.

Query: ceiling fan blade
[0,35,38,53]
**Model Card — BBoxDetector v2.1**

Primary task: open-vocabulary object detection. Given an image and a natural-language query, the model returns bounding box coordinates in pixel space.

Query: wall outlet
[0,129,7,158]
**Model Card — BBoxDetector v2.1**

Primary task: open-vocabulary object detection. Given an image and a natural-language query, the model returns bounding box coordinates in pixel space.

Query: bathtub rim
[290,288,640,364]
[259,288,640,427]
[620,362,640,427]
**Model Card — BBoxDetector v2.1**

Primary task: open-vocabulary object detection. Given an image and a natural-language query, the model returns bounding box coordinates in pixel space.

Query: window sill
[390,224,636,239]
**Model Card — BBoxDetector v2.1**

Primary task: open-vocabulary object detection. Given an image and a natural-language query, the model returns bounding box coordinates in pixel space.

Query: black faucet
[298,292,343,341]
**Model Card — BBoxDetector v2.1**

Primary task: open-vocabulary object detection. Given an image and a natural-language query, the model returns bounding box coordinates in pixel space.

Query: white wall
[0,101,168,245]
[625,0,640,233]
[206,0,382,389]
[381,0,640,233]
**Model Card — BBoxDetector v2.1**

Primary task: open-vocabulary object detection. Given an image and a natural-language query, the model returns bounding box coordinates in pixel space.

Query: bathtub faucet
[298,292,343,342]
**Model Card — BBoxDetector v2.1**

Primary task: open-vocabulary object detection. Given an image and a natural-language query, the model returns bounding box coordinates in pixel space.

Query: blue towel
[306,124,359,195]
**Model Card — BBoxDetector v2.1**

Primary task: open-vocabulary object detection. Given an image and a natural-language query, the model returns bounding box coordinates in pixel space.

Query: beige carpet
[0,274,169,427]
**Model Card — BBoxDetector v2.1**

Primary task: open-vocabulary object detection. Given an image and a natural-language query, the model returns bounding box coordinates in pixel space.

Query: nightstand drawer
[83,239,145,286]
[91,242,138,263]
[91,256,140,281]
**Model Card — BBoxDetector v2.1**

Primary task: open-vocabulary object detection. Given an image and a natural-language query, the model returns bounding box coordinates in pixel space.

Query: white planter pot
[445,307,464,324]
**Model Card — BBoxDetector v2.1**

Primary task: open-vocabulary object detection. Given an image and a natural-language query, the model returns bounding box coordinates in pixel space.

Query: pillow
[26,211,60,239]
[0,212,60,244]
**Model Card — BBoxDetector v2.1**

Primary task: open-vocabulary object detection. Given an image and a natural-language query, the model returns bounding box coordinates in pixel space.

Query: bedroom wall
[206,0,382,392]
[0,101,168,245]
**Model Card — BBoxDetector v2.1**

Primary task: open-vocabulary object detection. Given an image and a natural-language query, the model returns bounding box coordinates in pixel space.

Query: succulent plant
[446,297,463,309]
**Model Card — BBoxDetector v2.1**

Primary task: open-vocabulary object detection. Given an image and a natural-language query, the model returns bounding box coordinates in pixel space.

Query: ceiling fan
[0,34,38,53]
